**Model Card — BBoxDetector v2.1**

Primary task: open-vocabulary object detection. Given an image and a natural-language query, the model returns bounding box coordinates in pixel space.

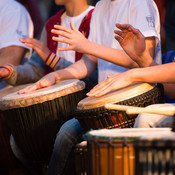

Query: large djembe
[0,79,85,164]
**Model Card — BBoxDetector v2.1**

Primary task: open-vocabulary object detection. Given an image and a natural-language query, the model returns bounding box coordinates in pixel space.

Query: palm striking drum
[76,83,164,132]
[84,128,171,175]
[135,132,175,175]
[0,79,85,164]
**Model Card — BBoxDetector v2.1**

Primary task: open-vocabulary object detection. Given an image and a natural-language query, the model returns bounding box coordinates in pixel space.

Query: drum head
[85,128,172,141]
[139,131,175,141]
[0,79,85,110]
[0,84,30,98]
[77,83,155,110]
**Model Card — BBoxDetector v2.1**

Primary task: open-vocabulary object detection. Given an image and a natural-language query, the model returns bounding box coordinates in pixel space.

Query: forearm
[54,55,97,82]
[81,41,139,68]
[130,62,175,83]
[5,63,44,86]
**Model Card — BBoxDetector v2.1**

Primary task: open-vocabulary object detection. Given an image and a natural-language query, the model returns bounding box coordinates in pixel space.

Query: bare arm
[51,23,139,68]
[18,54,97,94]
[88,24,175,98]
[114,24,157,67]
[130,63,175,83]
[0,46,27,66]
[87,63,175,97]
[76,37,155,68]
[51,23,157,69]
[53,55,97,82]
[71,41,139,68]
[87,24,175,97]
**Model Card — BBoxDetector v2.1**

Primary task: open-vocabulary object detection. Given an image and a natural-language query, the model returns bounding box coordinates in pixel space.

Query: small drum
[135,132,175,175]
[76,83,164,132]
[84,128,171,175]
[0,79,85,164]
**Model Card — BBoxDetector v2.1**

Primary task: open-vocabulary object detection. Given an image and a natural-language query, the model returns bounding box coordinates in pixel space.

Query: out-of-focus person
[0,0,33,89]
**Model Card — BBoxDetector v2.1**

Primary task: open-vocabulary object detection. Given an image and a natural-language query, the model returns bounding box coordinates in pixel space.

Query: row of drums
[76,128,175,175]
[0,79,172,174]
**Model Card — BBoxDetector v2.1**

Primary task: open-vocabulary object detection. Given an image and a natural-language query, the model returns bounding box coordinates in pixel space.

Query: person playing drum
[87,23,175,129]
[12,0,161,175]
[0,0,96,92]
[87,24,175,98]
[1,0,94,174]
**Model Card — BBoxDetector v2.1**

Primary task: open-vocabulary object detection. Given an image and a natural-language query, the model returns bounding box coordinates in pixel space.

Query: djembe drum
[0,79,85,164]
[76,83,164,132]
[135,132,175,175]
[84,128,171,175]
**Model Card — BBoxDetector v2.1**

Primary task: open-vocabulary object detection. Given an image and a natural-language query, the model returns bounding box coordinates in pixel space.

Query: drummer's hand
[20,38,50,62]
[18,72,57,94]
[114,24,146,63]
[51,22,88,53]
[87,70,134,97]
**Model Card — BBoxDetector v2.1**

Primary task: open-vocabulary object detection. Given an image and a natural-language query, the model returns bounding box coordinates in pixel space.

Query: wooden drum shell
[135,133,175,175]
[0,80,86,164]
[84,128,172,175]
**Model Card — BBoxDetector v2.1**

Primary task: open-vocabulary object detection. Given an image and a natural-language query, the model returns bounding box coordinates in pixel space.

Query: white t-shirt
[56,6,94,63]
[0,0,33,55]
[88,0,161,82]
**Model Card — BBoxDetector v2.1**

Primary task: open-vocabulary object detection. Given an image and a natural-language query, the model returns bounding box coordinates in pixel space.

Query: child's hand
[20,38,50,62]
[51,22,88,53]
[18,72,58,94]
[114,24,146,64]
[87,69,134,97]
